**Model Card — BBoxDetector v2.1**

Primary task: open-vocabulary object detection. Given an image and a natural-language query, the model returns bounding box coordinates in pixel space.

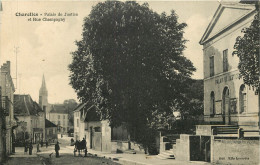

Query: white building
[199,2,258,132]
[49,105,69,134]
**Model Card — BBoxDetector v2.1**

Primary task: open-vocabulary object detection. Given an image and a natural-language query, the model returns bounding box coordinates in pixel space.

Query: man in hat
[55,141,60,158]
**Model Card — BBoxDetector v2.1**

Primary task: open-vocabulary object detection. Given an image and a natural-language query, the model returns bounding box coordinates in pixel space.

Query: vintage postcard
[0,0,259,164]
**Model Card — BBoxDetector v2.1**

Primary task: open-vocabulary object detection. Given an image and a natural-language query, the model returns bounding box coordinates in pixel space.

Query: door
[223,87,230,125]
[90,127,93,149]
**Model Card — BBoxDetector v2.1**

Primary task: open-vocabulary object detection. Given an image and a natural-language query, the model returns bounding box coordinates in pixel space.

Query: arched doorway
[222,87,230,125]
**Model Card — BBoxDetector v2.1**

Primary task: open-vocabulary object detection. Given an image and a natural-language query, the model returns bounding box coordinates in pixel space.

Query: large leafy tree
[233,1,259,92]
[63,99,78,125]
[69,1,195,146]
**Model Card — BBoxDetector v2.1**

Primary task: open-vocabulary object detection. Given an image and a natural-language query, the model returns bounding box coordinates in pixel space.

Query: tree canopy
[69,1,196,145]
[233,2,259,93]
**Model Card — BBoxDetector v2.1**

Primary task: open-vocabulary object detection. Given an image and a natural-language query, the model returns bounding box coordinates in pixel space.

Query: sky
[0,0,220,104]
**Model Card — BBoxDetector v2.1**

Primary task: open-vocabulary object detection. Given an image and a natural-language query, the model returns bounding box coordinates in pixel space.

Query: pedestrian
[37,142,40,152]
[29,142,33,155]
[41,140,43,147]
[71,138,74,146]
[24,141,28,154]
[46,140,48,148]
[55,141,60,158]
[82,138,87,157]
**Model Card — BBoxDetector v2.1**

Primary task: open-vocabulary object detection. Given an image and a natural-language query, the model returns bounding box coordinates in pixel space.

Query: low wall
[196,125,212,136]
[175,134,190,161]
[212,139,259,165]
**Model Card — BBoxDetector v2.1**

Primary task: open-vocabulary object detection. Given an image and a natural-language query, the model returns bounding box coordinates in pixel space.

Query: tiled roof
[49,104,68,114]
[14,95,43,116]
[45,119,57,128]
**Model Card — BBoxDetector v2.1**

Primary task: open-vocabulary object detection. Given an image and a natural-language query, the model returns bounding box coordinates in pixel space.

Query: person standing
[55,142,60,158]
[82,138,87,157]
[37,142,40,152]
[41,140,43,147]
[46,140,48,148]
[24,141,28,154]
[29,142,33,155]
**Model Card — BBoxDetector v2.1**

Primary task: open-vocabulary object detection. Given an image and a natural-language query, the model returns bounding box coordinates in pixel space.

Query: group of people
[24,140,59,157]
[24,141,34,155]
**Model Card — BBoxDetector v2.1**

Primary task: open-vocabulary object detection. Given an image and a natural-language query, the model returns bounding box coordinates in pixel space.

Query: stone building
[0,61,16,157]
[49,104,69,135]
[199,2,258,132]
[74,102,130,153]
[14,94,45,143]
[45,119,58,143]
[74,102,112,152]
[38,75,71,135]
[158,2,259,164]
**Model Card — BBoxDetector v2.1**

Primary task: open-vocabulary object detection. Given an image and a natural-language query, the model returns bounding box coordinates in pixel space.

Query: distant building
[49,104,69,134]
[38,75,72,135]
[14,94,45,143]
[74,102,129,153]
[0,61,17,157]
[45,119,58,143]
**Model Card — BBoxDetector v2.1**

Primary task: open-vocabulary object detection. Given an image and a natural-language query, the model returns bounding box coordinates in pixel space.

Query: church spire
[39,74,48,109]
[41,74,46,90]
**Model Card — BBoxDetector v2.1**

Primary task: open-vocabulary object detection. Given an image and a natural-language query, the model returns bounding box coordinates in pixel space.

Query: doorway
[223,87,230,125]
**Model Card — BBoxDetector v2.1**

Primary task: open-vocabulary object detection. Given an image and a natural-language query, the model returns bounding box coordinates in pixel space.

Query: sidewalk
[65,146,210,165]
[10,145,38,158]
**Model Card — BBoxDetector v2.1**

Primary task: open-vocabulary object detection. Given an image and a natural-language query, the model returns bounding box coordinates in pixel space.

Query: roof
[14,94,43,116]
[49,104,68,114]
[74,101,100,122]
[73,103,87,112]
[199,2,255,45]
[45,119,57,128]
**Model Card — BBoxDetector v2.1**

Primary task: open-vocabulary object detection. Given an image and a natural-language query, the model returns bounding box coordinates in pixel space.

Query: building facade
[14,94,45,143]
[0,61,16,157]
[199,2,258,132]
[49,105,69,134]
[45,119,58,143]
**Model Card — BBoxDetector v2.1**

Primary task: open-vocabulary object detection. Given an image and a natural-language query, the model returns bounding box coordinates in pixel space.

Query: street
[3,135,120,165]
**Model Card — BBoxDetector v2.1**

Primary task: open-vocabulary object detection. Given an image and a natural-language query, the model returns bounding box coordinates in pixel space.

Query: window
[94,127,101,132]
[210,92,215,116]
[58,115,60,119]
[58,121,61,125]
[210,56,214,77]
[223,49,228,72]
[239,85,247,113]
[63,120,65,126]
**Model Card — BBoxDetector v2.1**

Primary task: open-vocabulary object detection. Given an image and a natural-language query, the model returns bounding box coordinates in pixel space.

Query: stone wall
[101,120,111,152]
[196,125,212,136]
[175,134,190,161]
[212,139,259,165]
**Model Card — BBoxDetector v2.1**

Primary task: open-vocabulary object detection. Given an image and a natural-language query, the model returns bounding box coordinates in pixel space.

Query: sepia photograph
[0,0,259,164]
